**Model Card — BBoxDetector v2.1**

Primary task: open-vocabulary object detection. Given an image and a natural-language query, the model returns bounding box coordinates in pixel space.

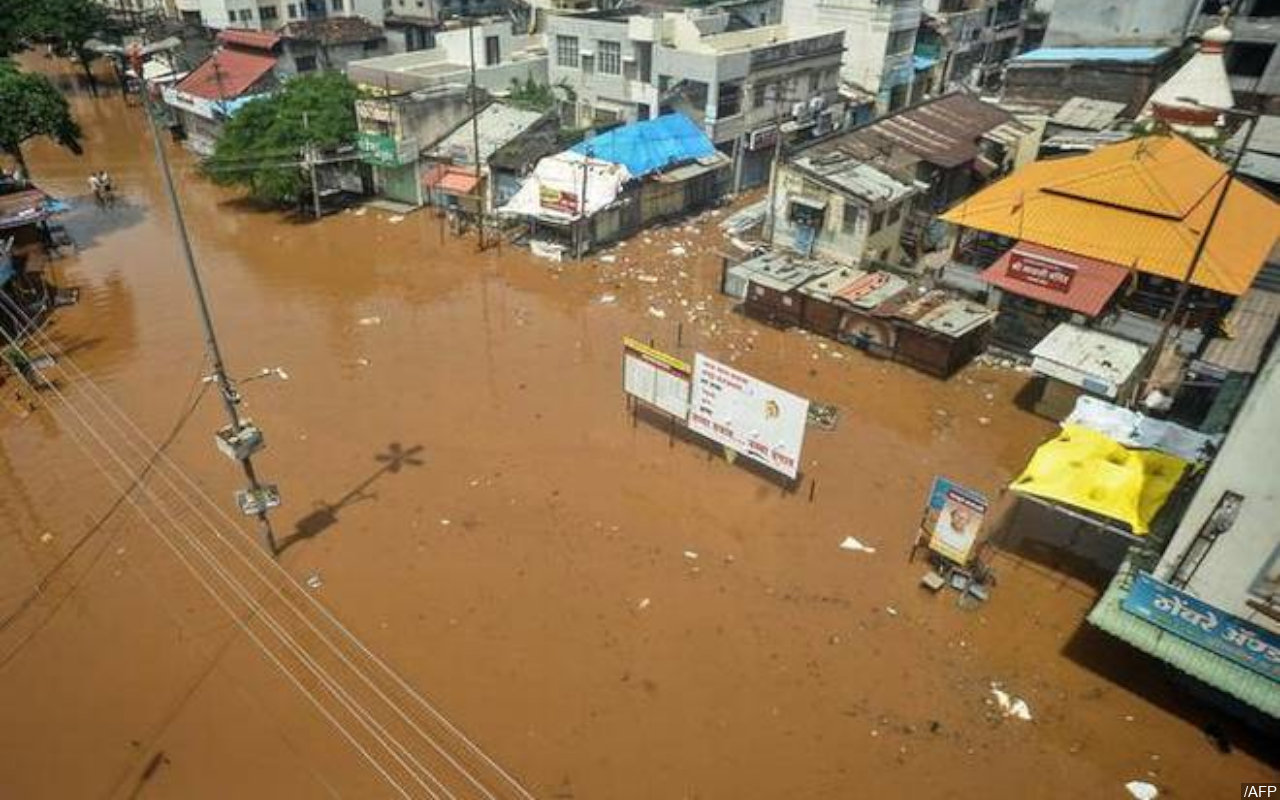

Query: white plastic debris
[353,207,367,216]
[39,532,54,544]
[388,215,405,224]
[637,274,659,283]
[838,536,876,554]
[600,254,617,264]
[990,684,1033,721]
[885,606,898,616]
[305,572,323,589]
[648,306,666,319]
[1125,781,1158,800]
[598,293,617,304]
[683,550,699,560]
[636,597,651,610]
[357,316,382,326]
[669,245,687,257]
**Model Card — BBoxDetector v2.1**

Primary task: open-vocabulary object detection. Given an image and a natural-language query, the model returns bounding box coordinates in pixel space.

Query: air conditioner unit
[791,101,807,120]
[814,108,838,136]
[809,96,826,113]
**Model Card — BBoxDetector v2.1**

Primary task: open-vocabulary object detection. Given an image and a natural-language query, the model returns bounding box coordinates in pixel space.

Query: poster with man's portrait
[925,477,988,565]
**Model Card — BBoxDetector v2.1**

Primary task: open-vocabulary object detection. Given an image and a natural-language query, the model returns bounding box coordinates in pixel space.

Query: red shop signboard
[1007,251,1076,293]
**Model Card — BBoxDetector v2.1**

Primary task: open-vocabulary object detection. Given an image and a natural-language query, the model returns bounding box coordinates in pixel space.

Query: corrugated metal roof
[913,298,995,337]
[1030,323,1147,388]
[732,252,830,292]
[216,29,281,51]
[803,92,1022,170]
[1197,288,1280,375]
[836,271,909,309]
[1041,130,1135,152]
[1227,114,1280,158]
[1088,566,1280,719]
[1050,96,1127,131]
[942,136,1280,297]
[981,242,1130,318]
[797,267,868,302]
[176,49,276,101]
[791,152,915,205]
[1012,46,1170,64]
[429,104,548,166]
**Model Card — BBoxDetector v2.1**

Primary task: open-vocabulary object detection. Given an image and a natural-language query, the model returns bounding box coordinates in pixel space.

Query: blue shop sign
[1123,572,1280,683]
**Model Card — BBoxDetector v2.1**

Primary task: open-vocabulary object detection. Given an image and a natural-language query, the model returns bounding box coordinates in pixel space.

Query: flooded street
[1,60,1274,798]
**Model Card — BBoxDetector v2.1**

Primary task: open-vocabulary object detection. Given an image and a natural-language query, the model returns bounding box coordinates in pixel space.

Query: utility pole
[1137,102,1259,407]
[304,111,322,221]
[762,86,793,242]
[468,19,486,250]
[130,48,280,556]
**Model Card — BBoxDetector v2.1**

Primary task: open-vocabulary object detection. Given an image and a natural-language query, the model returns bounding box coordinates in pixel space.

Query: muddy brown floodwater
[0,58,1275,799]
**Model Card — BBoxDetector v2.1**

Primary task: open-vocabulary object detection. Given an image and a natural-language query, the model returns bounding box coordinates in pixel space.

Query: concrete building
[546,8,845,189]
[1001,45,1182,115]
[1042,0,1202,48]
[354,84,476,206]
[1089,340,1280,722]
[769,146,917,266]
[781,0,921,111]
[346,19,547,93]
[917,0,1028,92]
[274,17,387,75]
[422,102,554,212]
[162,32,281,155]
[175,0,385,30]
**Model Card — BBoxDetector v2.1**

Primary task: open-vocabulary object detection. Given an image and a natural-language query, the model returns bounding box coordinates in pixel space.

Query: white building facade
[781,0,921,111]
[546,9,845,188]
[177,0,385,30]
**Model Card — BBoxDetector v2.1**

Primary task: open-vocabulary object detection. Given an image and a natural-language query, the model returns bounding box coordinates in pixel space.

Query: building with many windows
[781,0,921,111]
[916,0,1027,92]
[546,7,845,189]
[175,0,385,30]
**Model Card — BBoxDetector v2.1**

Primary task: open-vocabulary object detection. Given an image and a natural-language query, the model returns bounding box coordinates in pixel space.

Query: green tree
[0,0,28,58]
[0,60,83,176]
[26,0,111,97]
[204,72,360,206]
[507,76,574,113]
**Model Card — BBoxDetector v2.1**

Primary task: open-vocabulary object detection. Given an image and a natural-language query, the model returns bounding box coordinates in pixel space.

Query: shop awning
[1010,425,1188,535]
[427,167,480,196]
[981,242,1130,317]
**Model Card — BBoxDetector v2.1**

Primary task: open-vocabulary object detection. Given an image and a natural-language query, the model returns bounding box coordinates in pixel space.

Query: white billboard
[622,338,691,420]
[688,354,809,479]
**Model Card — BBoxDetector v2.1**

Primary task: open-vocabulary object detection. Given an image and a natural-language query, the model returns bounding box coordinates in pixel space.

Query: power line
[0,297,533,798]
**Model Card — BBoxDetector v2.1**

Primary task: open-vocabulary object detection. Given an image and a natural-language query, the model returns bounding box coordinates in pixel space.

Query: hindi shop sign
[1008,250,1077,293]
[688,354,809,480]
[622,338,692,421]
[539,185,579,214]
[1123,572,1280,683]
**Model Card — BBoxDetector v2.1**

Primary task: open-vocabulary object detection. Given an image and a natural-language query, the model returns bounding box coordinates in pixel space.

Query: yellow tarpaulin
[1010,425,1188,535]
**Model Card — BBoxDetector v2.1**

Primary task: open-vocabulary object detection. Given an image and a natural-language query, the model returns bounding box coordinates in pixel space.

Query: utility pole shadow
[277,442,425,554]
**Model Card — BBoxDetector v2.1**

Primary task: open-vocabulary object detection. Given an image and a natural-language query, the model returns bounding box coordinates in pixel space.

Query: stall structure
[835,271,910,355]
[796,267,867,338]
[1028,322,1148,419]
[741,256,834,328]
[880,288,996,377]
[979,241,1132,352]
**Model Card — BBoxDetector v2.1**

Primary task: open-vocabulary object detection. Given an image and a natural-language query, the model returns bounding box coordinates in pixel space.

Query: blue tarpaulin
[570,113,717,180]
[912,55,938,72]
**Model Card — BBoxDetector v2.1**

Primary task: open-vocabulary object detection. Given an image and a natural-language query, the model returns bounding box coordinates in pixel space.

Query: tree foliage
[507,76,575,113]
[204,72,361,205]
[0,0,27,58]
[0,60,83,172]
[23,0,113,94]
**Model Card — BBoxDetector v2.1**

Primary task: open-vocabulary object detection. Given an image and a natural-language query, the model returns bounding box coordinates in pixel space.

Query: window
[887,28,914,55]
[752,83,766,108]
[287,3,298,18]
[260,5,278,20]
[598,40,621,75]
[296,55,317,72]
[1227,42,1275,79]
[332,0,343,10]
[238,8,253,21]
[870,209,885,233]
[717,80,742,118]
[556,35,579,68]
[485,35,500,66]
[581,53,594,74]
[842,203,859,233]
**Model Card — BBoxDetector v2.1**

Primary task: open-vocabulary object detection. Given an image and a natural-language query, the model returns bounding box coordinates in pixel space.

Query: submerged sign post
[622,338,691,420]
[688,354,809,480]
[921,476,989,565]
